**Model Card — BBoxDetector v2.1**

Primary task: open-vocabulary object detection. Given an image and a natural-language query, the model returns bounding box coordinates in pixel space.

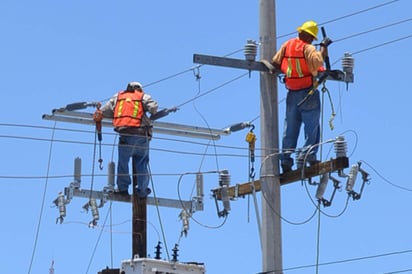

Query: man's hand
[320,37,333,48]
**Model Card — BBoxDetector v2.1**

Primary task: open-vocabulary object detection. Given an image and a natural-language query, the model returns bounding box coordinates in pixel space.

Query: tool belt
[115,126,151,137]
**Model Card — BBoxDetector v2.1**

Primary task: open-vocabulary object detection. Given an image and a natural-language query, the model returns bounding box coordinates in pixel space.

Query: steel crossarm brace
[64,187,200,210]
[212,157,349,200]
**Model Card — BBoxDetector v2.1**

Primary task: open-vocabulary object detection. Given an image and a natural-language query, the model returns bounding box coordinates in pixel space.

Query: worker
[271,20,331,173]
[101,81,158,198]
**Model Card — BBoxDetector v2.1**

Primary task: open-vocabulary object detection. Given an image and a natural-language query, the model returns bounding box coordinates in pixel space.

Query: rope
[149,164,171,261]
[27,122,56,274]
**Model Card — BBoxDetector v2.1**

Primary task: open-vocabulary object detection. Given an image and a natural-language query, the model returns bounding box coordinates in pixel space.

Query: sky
[1,0,412,274]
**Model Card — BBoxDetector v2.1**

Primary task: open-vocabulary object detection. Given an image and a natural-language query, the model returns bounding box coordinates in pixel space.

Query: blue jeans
[117,135,150,192]
[280,88,320,168]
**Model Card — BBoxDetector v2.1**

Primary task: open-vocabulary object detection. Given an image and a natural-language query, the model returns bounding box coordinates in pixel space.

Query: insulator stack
[219,170,231,215]
[172,244,179,262]
[154,242,162,260]
[219,170,230,187]
[316,173,329,200]
[74,157,81,185]
[90,198,99,222]
[107,161,115,188]
[196,172,204,198]
[342,52,354,73]
[244,40,258,61]
[334,136,347,158]
[346,164,359,192]
[54,192,66,224]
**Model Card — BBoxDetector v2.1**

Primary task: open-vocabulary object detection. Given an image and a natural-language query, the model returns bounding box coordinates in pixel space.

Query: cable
[333,17,412,43]
[149,164,171,261]
[259,152,319,226]
[176,171,228,229]
[27,122,56,274]
[191,66,221,172]
[144,66,201,88]
[85,207,111,274]
[384,268,412,274]
[361,160,412,192]
[352,34,412,56]
[259,248,412,273]
[175,72,249,108]
[275,0,402,40]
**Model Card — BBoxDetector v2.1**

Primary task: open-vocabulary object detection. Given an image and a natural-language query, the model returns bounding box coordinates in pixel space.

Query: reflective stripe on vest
[113,91,144,128]
[281,38,313,90]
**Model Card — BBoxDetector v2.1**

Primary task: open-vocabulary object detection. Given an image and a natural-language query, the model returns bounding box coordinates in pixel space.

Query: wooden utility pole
[259,1,283,273]
[132,163,147,258]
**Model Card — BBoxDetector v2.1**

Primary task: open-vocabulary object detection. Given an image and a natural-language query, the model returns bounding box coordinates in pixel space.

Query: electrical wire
[258,152,319,226]
[333,17,412,43]
[259,248,412,273]
[190,65,221,173]
[10,2,412,273]
[27,122,56,274]
[176,171,229,229]
[271,1,403,41]
[148,164,171,261]
[361,160,412,192]
[176,71,249,108]
[85,206,111,274]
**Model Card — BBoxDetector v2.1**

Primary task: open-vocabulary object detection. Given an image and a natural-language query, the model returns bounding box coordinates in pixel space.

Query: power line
[352,33,412,55]
[276,0,402,39]
[334,17,412,43]
[27,123,56,274]
[176,71,249,108]
[258,248,412,273]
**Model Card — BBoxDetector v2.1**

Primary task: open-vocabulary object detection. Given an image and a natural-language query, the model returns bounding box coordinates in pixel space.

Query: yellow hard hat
[297,20,318,40]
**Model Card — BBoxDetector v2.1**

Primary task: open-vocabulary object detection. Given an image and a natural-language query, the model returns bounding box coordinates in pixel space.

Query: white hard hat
[126,81,143,91]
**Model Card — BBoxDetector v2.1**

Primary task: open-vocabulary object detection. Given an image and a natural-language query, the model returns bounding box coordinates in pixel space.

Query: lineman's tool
[298,27,333,107]
[245,126,256,179]
[93,102,104,169]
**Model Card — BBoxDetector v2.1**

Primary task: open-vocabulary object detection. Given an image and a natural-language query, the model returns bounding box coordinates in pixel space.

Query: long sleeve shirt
[272,38,324,77]
[101,91,158,131]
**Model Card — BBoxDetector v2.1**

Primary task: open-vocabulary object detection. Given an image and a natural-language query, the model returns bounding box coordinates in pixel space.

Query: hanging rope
[245,125,263,248]
[321,83,337,131]
[93,102,104,170]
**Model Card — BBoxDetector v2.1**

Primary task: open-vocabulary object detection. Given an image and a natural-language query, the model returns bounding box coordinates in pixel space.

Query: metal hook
[98,158,103,170]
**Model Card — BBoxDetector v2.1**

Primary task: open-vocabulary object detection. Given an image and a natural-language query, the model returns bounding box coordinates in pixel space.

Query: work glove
[150,106,178,121]
[320,37,333,48]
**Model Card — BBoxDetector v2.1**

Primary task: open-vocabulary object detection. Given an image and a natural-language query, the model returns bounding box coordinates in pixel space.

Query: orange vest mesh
[280,38,313,90]
[113,91,144,128]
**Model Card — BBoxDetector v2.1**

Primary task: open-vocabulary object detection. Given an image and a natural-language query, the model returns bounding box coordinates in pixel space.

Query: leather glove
[320,37,333,48]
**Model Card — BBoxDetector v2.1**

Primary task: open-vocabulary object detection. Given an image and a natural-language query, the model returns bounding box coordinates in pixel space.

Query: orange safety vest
[281,38,313,91]
[113,90,144,128]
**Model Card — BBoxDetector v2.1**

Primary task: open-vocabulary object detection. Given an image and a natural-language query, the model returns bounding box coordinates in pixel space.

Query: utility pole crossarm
[212,157,349,200]
[193,53,354,84]
[193,54,279,73]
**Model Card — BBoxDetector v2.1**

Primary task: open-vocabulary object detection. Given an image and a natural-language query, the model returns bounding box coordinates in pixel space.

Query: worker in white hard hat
[271,20,331,173]
[101,81,158,198]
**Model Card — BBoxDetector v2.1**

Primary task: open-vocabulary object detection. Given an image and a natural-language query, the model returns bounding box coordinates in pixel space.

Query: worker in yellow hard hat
[297,20,319,40]
[271,20,332,173]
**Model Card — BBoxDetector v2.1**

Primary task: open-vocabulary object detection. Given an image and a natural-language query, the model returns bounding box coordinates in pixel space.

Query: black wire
[27,122,56,274]
[259,248,412,273]
[334,17,412,43]
[176,72,249,108]
[85,207,111,274]
[276,0,402,40]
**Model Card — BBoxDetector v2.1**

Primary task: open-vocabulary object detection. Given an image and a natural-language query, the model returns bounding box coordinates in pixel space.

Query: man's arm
[143,94,158,115]
[100,94,117,118]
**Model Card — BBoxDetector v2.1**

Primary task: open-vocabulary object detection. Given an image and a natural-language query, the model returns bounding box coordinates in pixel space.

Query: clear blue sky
[1,1,412,274]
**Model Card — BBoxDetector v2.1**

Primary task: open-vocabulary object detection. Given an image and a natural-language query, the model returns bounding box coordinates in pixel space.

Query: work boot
[137,188,151,198]
[117,190,130,198]
[281,164,292,174]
